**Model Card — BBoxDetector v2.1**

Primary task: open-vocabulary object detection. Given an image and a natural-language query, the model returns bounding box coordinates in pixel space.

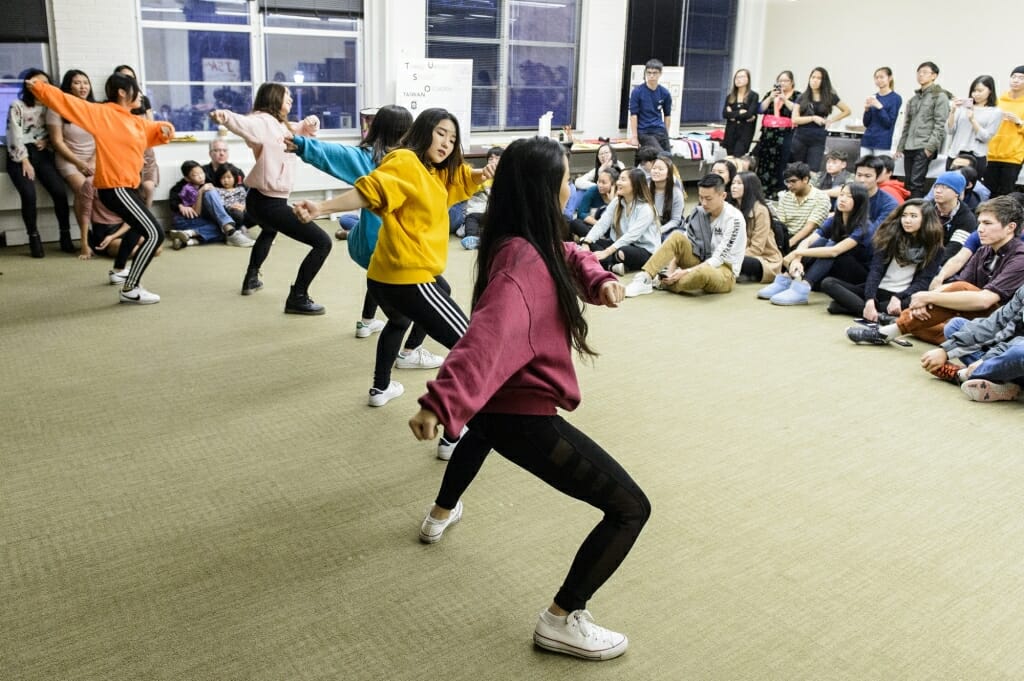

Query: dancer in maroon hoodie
[408,136,650,661]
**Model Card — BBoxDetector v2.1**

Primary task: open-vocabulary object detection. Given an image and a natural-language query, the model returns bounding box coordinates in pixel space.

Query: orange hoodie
[879,178,910,205]
[29,80,173,189]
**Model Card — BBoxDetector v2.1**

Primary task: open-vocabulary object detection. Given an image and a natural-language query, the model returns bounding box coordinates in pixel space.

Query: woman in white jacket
[580,167,659,274]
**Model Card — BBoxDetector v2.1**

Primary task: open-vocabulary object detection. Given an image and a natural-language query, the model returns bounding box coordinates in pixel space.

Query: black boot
[28,233,44,258]
[59,230,76,254]
[285,285,325,315]
[241,269,263,296]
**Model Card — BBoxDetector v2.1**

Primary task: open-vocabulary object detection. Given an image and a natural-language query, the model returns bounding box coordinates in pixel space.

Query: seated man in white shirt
[624,173,747,297]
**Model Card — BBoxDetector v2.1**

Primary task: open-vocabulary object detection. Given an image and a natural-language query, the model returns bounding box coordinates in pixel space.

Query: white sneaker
[368,381,404,407]
[611,262,625,276]
[119,286,160,305]
[436,425,468,461]
[355,319,386,338]
[624,272,654,298]
[418,500,463,544]
[395,346,445,370]
[166,229,190,250]
[226,230,255,247]
[108,268,130,285]
[533,609,628,660]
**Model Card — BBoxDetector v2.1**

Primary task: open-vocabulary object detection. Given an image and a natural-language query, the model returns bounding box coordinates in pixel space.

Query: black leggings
[360,289,428,351]
[6,148,71,236]
[820,277,899,316]
[740,256,764,281]
[984,161,1024,198]
[435,412,650,613]
[98,187,163,290]
[366,276,466,391]
[245,189,332,295]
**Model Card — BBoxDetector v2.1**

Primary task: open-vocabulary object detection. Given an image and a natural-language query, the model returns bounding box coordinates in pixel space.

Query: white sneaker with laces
[108,268,130,285]
[624,272,654,298]
[368,381,404,407]
[226,230,255,247]
[119,286,160,305]
[418,500,463,543]
[395,346,444,370]
[436,425,468,461]
[355,319,386,338]
[533,609,628,660]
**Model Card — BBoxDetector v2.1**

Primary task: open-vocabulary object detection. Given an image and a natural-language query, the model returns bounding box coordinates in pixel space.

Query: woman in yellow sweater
[295,108,495,454]
[28,72,174,304]
[985,66,1024,197]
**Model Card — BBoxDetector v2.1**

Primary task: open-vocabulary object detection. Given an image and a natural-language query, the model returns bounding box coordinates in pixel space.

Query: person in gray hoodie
[897,61,952,198]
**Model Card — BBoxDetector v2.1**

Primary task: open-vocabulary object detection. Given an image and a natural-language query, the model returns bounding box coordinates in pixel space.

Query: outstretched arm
[293,188,369,223]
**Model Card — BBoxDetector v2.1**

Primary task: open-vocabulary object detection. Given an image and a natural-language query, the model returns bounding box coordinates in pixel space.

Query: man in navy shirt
[629,59,673,153]
[853,155,899,225]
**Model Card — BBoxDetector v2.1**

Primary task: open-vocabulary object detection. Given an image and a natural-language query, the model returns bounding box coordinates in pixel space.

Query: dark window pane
[265,35,358,84]
[147,83,252,131]
[426,0,499,39]
[143,28,252,84]
[509,0,577,43]
[426,40,499,128]
[264,14,358,30]
[140,0,250,25]
[508,45,573,129]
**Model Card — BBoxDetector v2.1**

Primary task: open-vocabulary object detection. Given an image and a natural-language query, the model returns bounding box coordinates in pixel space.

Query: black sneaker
[875,312,898,325]
[241,270,263,295]
[284,288,325,315]
[845,326,889,345]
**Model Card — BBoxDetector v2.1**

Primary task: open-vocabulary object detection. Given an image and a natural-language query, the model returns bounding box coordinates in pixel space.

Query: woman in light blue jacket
[580,167,659,274]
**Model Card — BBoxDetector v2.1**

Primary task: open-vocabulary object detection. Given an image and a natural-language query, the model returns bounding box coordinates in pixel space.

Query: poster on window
[202,58,241,83]
[629,65,684,139]
[396,58,473,151]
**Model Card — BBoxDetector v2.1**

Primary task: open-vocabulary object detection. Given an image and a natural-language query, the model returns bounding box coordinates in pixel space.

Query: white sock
[541,609,568,626]
[879,323,899,340]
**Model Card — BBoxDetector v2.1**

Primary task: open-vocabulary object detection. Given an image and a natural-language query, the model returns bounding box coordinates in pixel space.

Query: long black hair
[734,171,769,220]
[831,181,870,241]
[872,199,944,267]
[798,67,836,113]
[104,73,140,107]
[18,68,50,107]
[475,136,595,357]
[59,69,95,102]
[400,107,466,177]
[591,143,618,178]
[361,105,413,164]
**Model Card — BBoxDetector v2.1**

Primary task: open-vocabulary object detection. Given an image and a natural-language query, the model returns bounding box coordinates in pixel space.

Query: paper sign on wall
[396,58,473,151]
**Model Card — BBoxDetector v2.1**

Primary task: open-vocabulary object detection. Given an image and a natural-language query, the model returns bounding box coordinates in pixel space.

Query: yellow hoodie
[988,91,1024,165]
[358,149,477,284]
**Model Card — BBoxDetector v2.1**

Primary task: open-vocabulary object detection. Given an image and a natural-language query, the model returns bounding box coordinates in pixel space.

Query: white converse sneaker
[624,272,654,298]
[436,425,468,461]
[368,381,404,407]
[395,346,445,369]
[355,319,386,338]
[418,500,463,544]
[226,230,255,247]
[119,286,160,305]
[108,268,130,285]
[533,609,628,660]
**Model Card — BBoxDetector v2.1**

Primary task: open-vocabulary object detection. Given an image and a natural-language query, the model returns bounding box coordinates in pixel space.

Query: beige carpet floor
[1,227,1022,680]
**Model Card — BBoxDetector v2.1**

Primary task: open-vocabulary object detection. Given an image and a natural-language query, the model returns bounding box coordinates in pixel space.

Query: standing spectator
[5,68,73,258]
[861,67,902,157]
[985,66,1024,197]
[756,70,799,197]
[628,59,672,152]
[896,61,951,198]
[722,68,759,156]
[946,75,1002,179]
[790,67,851,172]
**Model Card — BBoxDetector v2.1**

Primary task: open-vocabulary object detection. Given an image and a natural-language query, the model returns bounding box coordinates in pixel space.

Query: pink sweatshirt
[218,111,319,198]
[419,239,615,434]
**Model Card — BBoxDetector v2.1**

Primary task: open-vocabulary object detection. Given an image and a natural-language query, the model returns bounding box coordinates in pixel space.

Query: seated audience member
[920,282,1024,402]
[569,167,618,241]
[623,173,746,297]
[574,143,625,191]
[167,160,253,249]
[459,146,502,250]
[771,162,831,250]
[948,153,992,200]
[634,145,660,176]
[650,155,684,238]
[762,182,875,305]
[852,155,899,226]
[821,199,944,319]
[203,138,244,185]
[876,154,910,205]
[926,157,990,209]
[814,149,850,207]
[731,171,782,283]
[847,195,1024,345]
[213,164,249,228]
[580,168,659,275]
[710,159,737,195]
[927,193,1024,289]
[930,170,978,261]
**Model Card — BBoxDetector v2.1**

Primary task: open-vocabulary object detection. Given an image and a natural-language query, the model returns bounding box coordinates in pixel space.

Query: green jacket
[897,83,951,154]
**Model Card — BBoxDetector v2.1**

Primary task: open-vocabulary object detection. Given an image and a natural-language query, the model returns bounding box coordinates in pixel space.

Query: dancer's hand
[209,110,229,125]
[409,409,441,441]
[600,280,624,308]
[292,199,320,223]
